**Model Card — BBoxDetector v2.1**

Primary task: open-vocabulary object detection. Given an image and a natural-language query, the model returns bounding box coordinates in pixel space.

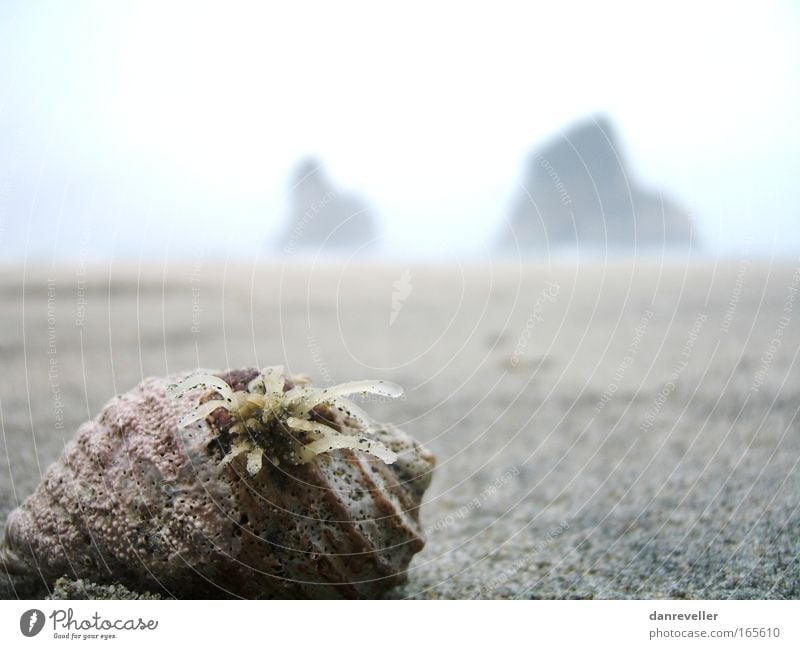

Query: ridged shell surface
[0,368,435,598]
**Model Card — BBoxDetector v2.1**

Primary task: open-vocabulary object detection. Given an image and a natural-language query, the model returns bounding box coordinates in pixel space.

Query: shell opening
[171,369,402,473]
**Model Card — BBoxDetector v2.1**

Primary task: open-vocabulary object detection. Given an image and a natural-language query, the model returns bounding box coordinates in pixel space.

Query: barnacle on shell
[166,366,402,471]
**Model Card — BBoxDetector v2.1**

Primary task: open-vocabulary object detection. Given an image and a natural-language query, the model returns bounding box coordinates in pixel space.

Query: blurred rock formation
[498,116,694,253]
[279,158,377,254]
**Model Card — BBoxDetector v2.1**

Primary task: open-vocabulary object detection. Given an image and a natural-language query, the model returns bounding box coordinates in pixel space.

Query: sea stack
[280,158,377,254]
[498,116,694,253]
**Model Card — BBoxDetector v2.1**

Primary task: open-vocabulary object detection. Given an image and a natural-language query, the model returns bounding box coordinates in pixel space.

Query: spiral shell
[0,367,435,598]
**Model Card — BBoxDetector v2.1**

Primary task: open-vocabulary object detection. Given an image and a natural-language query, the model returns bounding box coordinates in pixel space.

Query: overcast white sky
[0,0,798,260]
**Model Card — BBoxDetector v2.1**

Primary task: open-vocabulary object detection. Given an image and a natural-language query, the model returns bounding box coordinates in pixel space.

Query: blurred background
[0,0,798,262]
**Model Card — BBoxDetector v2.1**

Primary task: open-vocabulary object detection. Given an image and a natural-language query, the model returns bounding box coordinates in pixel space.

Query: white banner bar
[1,600,798,648]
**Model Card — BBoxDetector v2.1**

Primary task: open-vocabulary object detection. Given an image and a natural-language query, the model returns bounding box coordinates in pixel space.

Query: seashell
[0,366,435,598]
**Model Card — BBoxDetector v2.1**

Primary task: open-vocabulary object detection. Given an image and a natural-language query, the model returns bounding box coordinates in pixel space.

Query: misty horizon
[1,1,798,262]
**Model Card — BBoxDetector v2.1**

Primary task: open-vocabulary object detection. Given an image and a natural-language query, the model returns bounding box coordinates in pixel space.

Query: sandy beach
[1,259,798,598]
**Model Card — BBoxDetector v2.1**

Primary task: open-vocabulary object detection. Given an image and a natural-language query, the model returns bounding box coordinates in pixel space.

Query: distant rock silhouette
[279,158,377,254]
[498,116,694,252]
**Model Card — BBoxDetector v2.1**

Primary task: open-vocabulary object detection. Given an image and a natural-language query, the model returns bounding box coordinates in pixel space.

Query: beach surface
[1,259,798,599]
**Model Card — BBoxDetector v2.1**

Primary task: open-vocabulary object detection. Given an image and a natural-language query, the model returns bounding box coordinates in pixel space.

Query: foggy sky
[0,0,798,261]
